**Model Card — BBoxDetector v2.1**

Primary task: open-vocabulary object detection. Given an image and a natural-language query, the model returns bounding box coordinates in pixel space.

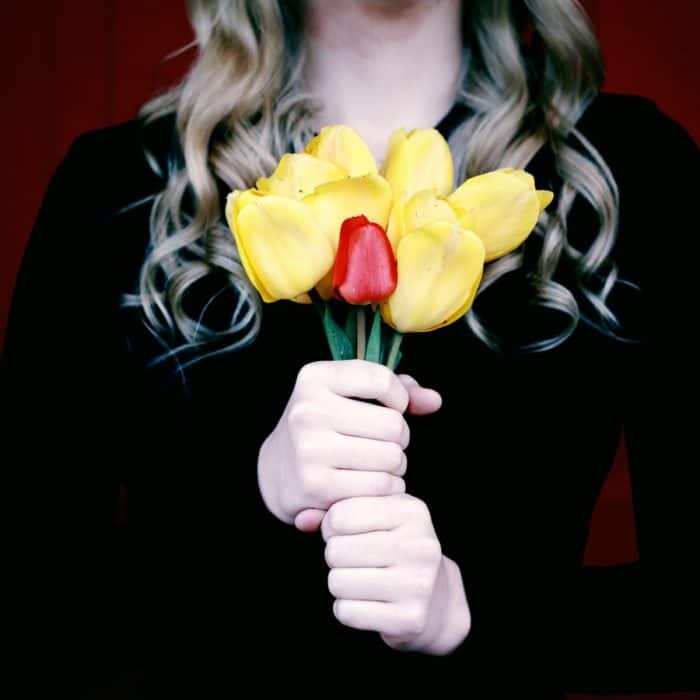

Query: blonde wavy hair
[124,0,624,366]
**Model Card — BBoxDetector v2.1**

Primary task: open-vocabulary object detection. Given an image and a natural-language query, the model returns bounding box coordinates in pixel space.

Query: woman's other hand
[257,360,441,530]
[322,494,471,655]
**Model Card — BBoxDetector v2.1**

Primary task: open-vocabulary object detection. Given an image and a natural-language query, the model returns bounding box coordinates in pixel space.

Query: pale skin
[257,0,472,655]
[305,0,465,162]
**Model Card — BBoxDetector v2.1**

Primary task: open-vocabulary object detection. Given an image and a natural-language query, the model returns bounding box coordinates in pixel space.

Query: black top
[3,93,699,698]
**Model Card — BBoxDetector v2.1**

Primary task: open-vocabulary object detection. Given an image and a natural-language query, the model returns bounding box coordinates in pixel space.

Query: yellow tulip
[381,128,454,201]
[226,120,553,330]
[304,174,394,300]
[386,189,458,249]
[225,125,395,304]
[256,153,346,199]
[381,221,485,333]
[304,174,393,248]
[225,191,334,303]
[305,125,377,177]
[448,168,554,261]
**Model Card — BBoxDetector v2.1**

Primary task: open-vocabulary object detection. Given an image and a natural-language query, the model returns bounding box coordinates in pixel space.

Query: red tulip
[332,215,398,305]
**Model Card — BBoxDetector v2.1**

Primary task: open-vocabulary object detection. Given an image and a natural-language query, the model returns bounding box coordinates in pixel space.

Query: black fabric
[3,93,699,698]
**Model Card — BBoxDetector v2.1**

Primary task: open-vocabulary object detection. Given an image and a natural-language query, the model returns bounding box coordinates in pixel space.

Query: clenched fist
[257,359,442,531]
[322,494,471,655]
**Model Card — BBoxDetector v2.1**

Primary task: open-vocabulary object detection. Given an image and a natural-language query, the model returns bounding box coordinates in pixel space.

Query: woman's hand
[257,360,441,530]
[322,494,471,655]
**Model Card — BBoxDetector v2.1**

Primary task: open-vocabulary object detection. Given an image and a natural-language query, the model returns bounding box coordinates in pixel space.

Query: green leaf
[385,330,404,370]
[387,348,402,371]
[379,323,392,365]
[322,304,354,361]
[344,306,357,356]
[365,306,383,364]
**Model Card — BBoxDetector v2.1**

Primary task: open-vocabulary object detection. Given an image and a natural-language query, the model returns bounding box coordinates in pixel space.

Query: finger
[328,568,402,602]
[303,360,409,413]
[397,374,443,416]
[322,494,416,540]
[317,434,407,475]
[325,531,397,568]
[329,394,410,449]
[322,471,406,511]
[294,508,325,533]
[333,600,408,636]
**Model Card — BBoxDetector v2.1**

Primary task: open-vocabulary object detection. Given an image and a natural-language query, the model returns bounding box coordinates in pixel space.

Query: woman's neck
[304,0,464,162]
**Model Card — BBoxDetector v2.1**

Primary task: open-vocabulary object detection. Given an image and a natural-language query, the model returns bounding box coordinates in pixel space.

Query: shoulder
[21,114,180,306]
[574,91,697,174]
[55,113,178,221]
[574,94,697,326]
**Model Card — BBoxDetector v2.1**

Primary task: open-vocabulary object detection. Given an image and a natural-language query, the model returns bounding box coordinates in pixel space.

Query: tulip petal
[385,198,408,251]
[229,192,334,301]
[256,153,346,199]
[448,170,545,262]
[305,125,377,177]
[381,222,485,332]
[494,168,535,189]
[230,188,266,217]
[332,216,397,305]
[303,174,393,249]
[226,190,275,302]
[291,292,313,304]
[537,190,554,212]
[381,128,454,200]
[387,190,458,249]
[405,190,458,229]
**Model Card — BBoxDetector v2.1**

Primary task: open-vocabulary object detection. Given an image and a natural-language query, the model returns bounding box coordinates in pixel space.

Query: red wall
[0,0,193,347]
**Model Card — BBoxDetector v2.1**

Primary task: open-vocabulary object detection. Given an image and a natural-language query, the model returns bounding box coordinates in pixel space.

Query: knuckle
[415,535,442,563]
[374,367,395,397]
[400,419,411,449]
[298,468,324,501]
[400,604,428,637]
[295,363,316,388]
[327,568,341,597]
[397,451,408,476]
[296,361,326,386]
[385,411,407,443]
[291,436,320,465]
[387,443,406,474]
[413,565,439,597]
[325,501,346,533]
[333,599,350,625]
[375,472,397,495]
[398,534,441,564]
[287,401,314,431]
[408,497,431,522]
[324,538,340,567]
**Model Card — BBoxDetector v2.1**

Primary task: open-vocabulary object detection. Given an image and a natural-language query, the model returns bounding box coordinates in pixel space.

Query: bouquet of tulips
[225,125,552,369]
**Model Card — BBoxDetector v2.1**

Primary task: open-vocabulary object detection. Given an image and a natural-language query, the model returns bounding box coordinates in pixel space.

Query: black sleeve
[2,129,323,692]
[564,103,700,692]
[2,135,145,688]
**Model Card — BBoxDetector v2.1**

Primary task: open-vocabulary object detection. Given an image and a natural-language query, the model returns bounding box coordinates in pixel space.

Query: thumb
[294,508,326,533]
[397,374,443,416]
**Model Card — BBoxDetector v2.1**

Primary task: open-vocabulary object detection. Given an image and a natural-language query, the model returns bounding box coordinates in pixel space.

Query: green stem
[356,306,366,360]
[385,330,404,370]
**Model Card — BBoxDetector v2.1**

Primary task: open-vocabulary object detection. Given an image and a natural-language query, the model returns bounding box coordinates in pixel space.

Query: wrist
[414,555,472,655]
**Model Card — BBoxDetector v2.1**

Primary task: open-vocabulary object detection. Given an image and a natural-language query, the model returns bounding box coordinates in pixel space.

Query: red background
[1,2,698,697]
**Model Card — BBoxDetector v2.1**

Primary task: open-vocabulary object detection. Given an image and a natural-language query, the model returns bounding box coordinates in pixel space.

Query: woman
[3,0,698,696]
